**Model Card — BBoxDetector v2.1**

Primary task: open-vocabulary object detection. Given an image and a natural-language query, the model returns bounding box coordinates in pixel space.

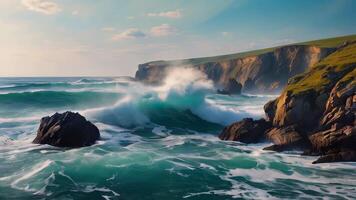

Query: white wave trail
[11,160,53,191]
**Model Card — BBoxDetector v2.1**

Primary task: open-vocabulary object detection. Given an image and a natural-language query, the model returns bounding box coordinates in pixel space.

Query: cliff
[136,45,334,94]
[135,35,356,94]
[220,41,356,163]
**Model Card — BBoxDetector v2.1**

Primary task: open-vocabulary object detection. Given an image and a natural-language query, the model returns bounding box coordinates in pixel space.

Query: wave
[74,78,101,84]
[0,84,17,89]
[71,78,121,85]
[88,67,263,131]
[0,91,122,118]
[0,82,68,92]
[0,78,130,94]
[11,160,53,192]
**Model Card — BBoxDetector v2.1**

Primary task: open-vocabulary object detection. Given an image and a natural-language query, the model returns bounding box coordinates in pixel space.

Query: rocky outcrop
[136,45,335,94]
[219,118,271,143]
[217,78,242,95]
[33,111,100,147]
[263,126,309,152]
[219,42,356,163]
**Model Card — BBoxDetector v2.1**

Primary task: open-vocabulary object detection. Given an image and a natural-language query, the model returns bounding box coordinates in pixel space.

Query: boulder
[219,118,271,143]
[312,151,356,164]
[33,111,100,147]
[263,126,309,152]
[306,125,355,154]
[217,79,242,95]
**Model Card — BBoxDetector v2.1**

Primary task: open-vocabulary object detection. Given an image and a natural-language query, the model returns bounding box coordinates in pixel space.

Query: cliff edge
[220,42,356,163]
[136,45,334,94]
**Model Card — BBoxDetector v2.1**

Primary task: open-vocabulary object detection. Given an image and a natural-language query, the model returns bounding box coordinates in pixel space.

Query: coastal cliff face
[220,42,356,163]
[136,45,334,94]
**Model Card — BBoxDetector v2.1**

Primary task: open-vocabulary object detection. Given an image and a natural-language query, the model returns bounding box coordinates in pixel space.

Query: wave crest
[88,67,260,129]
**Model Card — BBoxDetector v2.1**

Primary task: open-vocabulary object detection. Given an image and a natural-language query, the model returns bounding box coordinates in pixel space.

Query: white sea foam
[11,160,53,191]
[87,67,268,127]
[152,126,171,136]
[0,116,40,123]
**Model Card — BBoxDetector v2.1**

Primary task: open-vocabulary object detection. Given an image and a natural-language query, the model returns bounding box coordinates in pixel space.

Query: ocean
[0,72,355,199]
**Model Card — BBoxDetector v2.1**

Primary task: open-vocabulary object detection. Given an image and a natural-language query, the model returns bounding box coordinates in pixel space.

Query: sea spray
[88,67,261,128]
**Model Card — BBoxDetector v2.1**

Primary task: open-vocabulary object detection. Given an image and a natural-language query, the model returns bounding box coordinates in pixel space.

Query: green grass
[147,47,274,66]
[147,34,356,66]
[299,34,356,48]
[285,43,356,95]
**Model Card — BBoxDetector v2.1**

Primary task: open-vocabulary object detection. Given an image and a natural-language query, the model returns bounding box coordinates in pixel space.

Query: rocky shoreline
[32,39,355,165]
[219,42,356,163]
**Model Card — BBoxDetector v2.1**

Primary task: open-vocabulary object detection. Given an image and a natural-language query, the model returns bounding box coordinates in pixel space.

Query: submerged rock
[219,118,271,143]
[33,111,100,147]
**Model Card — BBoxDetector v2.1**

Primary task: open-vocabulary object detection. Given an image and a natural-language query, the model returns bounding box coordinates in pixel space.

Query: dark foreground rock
[219,42,356,163]
[33,111,100,147]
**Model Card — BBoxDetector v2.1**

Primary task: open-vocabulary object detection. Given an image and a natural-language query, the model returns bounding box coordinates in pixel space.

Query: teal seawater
[0,77,355,200]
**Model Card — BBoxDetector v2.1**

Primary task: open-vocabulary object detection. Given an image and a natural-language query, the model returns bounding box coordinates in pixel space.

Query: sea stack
[33,111,100,147]
[217,78,242,95]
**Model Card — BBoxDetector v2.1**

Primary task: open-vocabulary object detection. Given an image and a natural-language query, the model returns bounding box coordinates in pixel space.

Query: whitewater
[0,68,355,199]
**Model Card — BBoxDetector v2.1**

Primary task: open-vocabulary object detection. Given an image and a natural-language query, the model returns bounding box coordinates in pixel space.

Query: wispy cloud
[112,28,146,41]
[71,10,79,16]
[111,24,176,41]
[221,32,230,36]
[150,24,176,37]
[21,0,61,15]
[147,10,181,19]
[102,27,116,32]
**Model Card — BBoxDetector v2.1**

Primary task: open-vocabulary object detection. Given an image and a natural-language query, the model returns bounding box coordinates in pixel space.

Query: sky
[0,0,356,77]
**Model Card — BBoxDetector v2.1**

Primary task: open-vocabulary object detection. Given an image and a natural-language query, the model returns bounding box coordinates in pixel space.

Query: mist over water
[0,71,355,199]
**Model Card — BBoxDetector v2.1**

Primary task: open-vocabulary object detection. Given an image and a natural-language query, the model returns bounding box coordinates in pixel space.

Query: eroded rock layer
[136,45,334,94]
[220,42,356,163]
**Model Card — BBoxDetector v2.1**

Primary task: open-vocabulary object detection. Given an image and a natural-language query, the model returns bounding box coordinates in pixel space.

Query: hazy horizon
[1,0,356,77]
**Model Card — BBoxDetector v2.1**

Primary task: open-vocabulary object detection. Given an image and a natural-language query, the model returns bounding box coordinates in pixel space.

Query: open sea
[0,73,355,199]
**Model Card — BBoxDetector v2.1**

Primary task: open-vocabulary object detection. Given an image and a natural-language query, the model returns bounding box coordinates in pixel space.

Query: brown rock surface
[136,45,334,94]
[219,42,356,163]
[218,118,272,143]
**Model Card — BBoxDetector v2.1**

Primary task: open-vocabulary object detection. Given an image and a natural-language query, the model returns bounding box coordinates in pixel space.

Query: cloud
[111,24,176,41]
[150,24,176,37]
[21,0,61,15]
[221,32,230,36]
[102,27,115,32]
[72,10,79,16]
[112,28,146,41]
[147,10,181,19]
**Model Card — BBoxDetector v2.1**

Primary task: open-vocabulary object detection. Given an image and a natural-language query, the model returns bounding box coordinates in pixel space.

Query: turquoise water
[0,77,355,200]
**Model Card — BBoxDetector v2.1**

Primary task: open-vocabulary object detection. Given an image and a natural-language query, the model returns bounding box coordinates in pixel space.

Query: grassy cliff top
[285,42,356,95]
[147,34,356,66]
